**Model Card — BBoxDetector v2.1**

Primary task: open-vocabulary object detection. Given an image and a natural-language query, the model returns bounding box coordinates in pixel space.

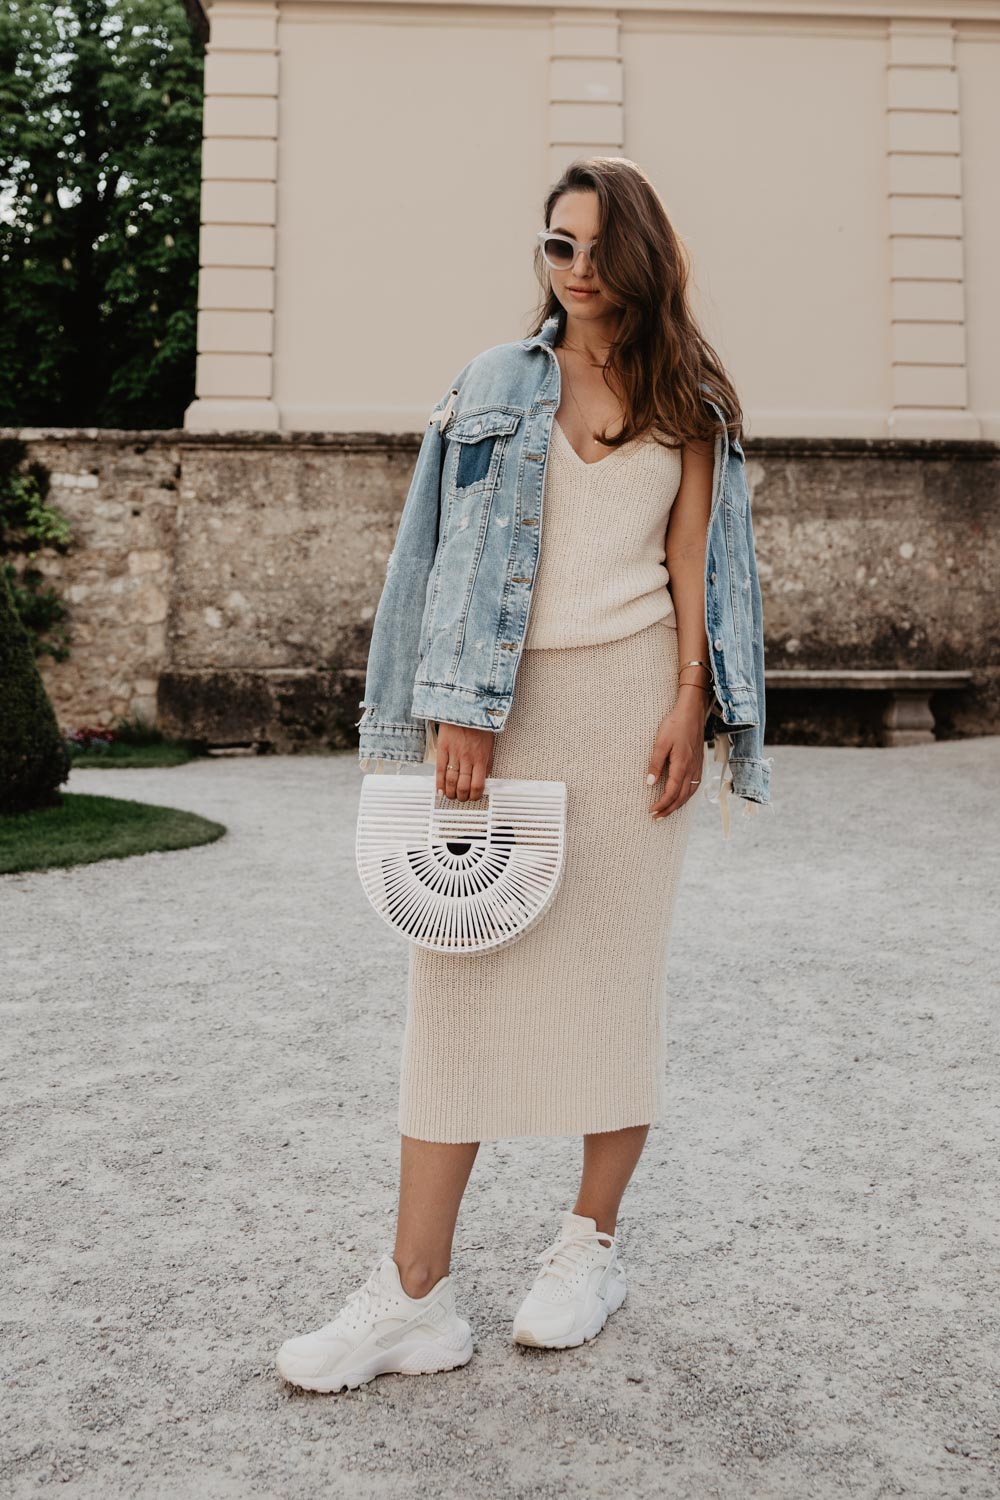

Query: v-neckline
[553,416,641,469]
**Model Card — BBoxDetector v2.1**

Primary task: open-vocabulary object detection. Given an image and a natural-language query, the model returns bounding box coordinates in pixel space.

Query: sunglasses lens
[542,236,575,268]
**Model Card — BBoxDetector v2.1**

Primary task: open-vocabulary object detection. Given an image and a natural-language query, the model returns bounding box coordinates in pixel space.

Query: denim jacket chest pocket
[418,406,524,664]
[444,407,522,500]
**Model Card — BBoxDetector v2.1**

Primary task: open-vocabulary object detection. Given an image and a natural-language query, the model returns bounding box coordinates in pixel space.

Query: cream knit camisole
[523,418,684,650]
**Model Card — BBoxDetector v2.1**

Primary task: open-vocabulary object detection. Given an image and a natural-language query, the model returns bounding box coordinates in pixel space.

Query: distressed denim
[357,314,772,833]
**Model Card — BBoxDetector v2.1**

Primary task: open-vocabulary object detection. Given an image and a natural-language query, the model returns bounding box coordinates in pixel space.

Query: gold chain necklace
[558,346,616,453]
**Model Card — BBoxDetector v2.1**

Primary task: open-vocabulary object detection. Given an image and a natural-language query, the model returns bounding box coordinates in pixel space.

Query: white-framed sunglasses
[536,229,598,270]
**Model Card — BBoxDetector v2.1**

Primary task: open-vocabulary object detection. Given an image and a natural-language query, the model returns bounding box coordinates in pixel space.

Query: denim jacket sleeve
[355,369,471,767]
[701,450,773,836]
[731,492,769,789]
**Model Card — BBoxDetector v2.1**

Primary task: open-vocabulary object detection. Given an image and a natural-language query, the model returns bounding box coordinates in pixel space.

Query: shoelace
[533,1226,615,1287]
[322,1263,386,1333]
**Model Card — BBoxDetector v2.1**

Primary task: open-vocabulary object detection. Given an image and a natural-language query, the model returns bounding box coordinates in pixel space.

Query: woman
[276,157,770,1393]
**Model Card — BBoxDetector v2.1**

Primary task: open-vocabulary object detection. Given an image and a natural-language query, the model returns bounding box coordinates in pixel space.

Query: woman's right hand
[435,722,496,802]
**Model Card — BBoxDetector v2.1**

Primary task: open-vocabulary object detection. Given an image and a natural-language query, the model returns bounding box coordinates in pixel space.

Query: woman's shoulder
[446,337,540,408]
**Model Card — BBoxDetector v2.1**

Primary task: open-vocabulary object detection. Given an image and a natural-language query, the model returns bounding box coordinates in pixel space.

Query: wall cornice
[7,428,999,460]
[260,0,1000,24]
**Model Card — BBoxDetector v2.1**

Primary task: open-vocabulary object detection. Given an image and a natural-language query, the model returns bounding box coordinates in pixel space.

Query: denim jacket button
[713,638,722,650]
[710,572,717,584]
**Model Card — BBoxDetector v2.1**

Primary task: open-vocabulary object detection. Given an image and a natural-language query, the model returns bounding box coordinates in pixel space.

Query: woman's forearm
[666,540,713,718]
[664,437,715,719]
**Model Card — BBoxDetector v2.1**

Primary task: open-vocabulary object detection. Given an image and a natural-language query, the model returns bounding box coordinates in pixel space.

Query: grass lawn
[68,741,201,769]
[0,792,226,875]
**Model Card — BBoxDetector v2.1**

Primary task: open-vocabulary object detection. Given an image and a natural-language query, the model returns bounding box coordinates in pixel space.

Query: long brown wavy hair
[528,156,744,452]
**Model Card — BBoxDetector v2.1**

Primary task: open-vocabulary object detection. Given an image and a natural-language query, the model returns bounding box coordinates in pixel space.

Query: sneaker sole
[277,1322,474,1394]
[513,1272,627,1350]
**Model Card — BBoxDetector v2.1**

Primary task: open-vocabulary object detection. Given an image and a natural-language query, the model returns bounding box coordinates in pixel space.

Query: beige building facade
[185,0,1000,442]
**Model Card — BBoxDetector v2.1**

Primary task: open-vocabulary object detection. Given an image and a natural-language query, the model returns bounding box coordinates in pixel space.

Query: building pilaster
[185,1,280,431]
[887,19,979,439]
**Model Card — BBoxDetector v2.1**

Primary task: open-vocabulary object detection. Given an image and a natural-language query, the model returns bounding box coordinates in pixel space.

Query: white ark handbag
[355,774,568,954]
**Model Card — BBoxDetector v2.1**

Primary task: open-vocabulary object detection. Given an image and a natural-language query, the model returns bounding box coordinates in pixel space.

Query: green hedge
[0,565,70,814]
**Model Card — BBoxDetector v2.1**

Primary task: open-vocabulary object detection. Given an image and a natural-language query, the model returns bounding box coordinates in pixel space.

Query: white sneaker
[512,1210,628,1349]
[276,1253,474,1393]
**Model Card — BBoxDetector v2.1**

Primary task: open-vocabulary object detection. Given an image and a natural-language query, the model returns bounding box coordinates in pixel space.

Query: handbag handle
[433,786,491,806]
[430,782,494,850]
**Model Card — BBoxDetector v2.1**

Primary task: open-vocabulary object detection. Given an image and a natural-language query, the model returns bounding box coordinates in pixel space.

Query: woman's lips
[568,287,599,297]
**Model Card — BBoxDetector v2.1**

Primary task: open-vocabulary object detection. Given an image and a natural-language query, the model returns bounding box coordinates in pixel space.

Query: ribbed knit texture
[522,419,682,648]
[398,437,698,1143]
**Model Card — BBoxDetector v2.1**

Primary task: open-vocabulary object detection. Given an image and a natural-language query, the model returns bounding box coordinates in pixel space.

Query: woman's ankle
[391,1253,449,1299]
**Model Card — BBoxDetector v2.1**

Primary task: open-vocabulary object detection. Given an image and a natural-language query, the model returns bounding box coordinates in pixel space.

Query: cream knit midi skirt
[398,615,698,1143]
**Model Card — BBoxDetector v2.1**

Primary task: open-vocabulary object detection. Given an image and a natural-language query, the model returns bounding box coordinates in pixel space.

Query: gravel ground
[1,739,998,1500]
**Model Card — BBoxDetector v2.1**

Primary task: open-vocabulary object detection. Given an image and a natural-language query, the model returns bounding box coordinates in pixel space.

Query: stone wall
[7,429,999,750]
[22,437,181,731]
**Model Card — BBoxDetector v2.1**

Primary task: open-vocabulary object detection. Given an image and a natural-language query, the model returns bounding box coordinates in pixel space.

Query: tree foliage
[0,0,204,429]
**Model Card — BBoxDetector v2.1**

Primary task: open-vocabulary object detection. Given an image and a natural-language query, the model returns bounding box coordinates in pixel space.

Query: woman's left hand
[647,700,706,820]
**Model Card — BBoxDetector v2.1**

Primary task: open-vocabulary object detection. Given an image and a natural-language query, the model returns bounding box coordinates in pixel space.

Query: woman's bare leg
[392,1135,480,1297]
[573,1124,650,1235]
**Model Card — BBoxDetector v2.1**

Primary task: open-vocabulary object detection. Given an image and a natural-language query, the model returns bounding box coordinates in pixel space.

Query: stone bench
[764,669,974,746]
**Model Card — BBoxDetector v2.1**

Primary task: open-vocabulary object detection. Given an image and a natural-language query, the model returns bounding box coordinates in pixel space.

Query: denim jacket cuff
[701,735,773,840]
[729,754,772,804]
[357,715,427,769]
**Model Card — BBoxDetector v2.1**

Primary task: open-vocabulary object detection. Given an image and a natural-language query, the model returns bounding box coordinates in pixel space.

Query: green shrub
[107,712,167,747]
[0,438,72,662]
[0,566,71,813]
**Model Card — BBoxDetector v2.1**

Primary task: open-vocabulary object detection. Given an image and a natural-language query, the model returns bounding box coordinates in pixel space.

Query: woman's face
[545,190,616,319]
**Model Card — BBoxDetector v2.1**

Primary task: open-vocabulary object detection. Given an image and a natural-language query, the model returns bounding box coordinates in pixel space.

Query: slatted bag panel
[356,775,568,954]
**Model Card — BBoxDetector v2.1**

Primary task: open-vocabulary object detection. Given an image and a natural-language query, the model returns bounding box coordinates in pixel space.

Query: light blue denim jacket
[356,314,772,832]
